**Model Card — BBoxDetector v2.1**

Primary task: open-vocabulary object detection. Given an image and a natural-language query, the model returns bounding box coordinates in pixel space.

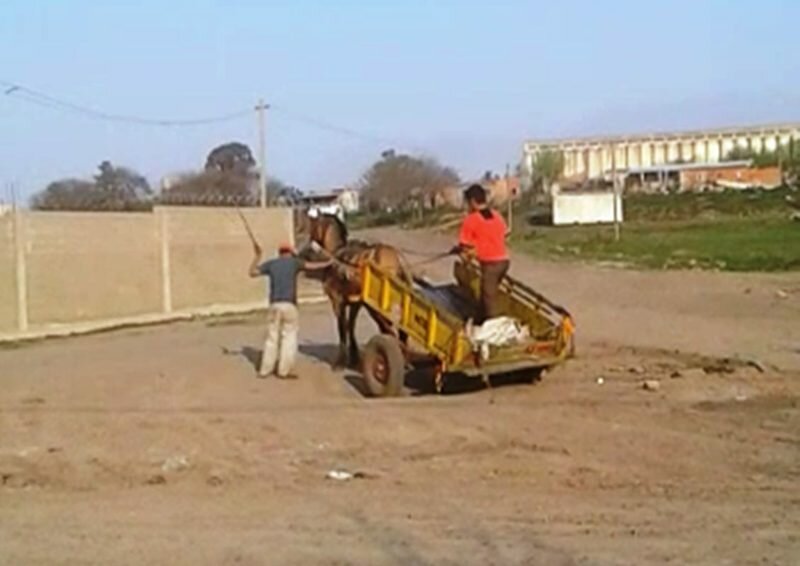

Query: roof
[299,193,338,203]
[524,122,800,149]
[624,160,754,175]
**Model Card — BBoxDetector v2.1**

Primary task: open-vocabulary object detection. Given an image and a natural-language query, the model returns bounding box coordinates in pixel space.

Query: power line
[1,79,251,126]
[269,104,430,153]
[2,78,431,153]
[269,104,391,144]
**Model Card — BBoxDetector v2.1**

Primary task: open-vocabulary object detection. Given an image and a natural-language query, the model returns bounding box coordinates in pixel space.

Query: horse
[302,213,409,368]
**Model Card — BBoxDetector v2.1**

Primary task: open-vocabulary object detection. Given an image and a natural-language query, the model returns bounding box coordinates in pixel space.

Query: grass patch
[512,218,800,271]
[623,187,794,222]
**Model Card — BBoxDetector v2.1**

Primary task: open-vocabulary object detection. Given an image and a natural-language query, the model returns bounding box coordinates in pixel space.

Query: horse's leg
[346,302,361,367]
[325,281,348,369]
[334,300,349,369]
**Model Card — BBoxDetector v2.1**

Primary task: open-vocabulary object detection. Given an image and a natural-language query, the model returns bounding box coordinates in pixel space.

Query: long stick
[236,207,259,248]
[255,100,269,208]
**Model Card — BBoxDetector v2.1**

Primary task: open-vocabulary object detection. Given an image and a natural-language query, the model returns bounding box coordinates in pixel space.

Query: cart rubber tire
[362,334,405,397]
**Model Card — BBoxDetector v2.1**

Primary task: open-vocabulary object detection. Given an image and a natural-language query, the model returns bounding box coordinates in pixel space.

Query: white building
[523,122,800,184]
[332,188,360,213]
[299,187,360,218]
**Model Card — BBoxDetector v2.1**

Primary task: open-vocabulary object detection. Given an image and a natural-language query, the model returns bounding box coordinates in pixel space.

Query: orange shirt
[459,210,508,262]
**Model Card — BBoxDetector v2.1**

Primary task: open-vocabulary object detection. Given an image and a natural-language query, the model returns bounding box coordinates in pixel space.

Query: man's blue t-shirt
[259,256,302,304]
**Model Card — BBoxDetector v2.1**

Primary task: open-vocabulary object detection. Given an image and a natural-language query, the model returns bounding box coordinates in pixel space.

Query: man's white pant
[260,302,299,377]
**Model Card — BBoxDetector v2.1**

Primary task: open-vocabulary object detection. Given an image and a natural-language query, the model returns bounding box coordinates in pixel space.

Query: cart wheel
[362,334,405,397]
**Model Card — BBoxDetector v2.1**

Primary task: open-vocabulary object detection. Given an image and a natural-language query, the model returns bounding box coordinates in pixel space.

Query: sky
[1,0,799,200]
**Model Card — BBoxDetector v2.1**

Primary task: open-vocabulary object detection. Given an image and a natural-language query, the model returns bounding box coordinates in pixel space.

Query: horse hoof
[333,355,347,369]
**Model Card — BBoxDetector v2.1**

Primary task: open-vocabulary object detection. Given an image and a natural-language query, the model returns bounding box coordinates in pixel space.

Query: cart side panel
[361,263,463,363]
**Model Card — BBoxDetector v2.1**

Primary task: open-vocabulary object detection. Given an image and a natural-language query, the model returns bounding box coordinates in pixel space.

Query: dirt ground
[1,227,799,565]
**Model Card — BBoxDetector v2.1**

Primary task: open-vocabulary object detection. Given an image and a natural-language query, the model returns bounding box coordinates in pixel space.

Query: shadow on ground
[299,342,339,365]
[228,342,543,397]
[320,346,543,398]
[220,345,262,373]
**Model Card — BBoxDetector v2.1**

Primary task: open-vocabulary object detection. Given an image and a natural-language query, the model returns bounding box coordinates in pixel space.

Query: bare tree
[161,170,297,207]
[360,150,460,209]
[32,162,152,211]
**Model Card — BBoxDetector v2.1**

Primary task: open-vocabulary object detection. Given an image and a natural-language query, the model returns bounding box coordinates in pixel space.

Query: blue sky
[2,0,799,199]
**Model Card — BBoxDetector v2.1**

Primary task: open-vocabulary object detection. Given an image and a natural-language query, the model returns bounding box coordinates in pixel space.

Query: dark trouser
[479,259,510,322]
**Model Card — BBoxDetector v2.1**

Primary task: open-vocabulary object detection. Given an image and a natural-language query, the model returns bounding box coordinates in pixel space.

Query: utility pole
[255,100,269,207]
[611,143,620,242]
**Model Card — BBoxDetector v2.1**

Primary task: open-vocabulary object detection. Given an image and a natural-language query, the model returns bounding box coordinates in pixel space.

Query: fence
[0,206,296,340]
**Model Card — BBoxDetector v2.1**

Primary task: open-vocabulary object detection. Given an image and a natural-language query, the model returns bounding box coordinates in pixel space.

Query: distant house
[624,160,782,192]
[433,185,464,208]
[331,187,360,213]
[484,176,520,203]
[298,187,360,219]
[433,177,520,209]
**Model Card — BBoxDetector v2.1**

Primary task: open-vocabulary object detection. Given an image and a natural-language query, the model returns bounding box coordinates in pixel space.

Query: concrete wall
[0,213,18,332]
[167,207,293,311]
[24,212,161,325]
[553,192,623,226]
[0,206,293,338]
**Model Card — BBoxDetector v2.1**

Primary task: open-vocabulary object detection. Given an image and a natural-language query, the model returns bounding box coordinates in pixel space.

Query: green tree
[530,149,565,194]
[205,142,256,174]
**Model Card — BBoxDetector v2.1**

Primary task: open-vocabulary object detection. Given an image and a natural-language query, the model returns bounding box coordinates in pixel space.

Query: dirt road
[1,227,799,565]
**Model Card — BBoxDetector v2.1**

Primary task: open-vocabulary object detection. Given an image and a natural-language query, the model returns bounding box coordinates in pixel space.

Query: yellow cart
[358,259,574,396]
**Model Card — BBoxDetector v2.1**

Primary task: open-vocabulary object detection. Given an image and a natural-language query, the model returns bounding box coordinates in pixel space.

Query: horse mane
[322,213,348,244]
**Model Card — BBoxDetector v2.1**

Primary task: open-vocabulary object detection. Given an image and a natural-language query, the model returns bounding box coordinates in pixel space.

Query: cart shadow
[299,342,340,365]
[298,343,373,396]
[297,342,543,397]
[407,368,544,396]
[344,362,543,398]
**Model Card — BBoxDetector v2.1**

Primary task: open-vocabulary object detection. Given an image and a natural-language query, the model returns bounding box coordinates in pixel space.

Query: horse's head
[307,213,348,255]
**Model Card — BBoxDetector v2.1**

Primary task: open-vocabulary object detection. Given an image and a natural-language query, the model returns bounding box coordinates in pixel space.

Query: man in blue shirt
[249,241,330,379]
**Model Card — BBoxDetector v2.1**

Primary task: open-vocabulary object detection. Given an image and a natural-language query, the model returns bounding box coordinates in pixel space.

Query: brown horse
[303,213,409,368]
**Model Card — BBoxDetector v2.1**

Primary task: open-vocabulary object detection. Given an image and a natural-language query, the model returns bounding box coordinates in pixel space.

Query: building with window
[523,122,799,185]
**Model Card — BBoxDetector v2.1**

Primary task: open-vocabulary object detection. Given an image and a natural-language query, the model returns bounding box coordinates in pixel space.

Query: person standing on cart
[450,183,510,323]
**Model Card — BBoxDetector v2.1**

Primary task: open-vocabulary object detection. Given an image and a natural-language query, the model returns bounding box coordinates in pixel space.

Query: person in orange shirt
[450,184,510,322]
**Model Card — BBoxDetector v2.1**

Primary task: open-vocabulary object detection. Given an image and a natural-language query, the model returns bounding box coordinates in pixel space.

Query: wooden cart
[357,259,574,396]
